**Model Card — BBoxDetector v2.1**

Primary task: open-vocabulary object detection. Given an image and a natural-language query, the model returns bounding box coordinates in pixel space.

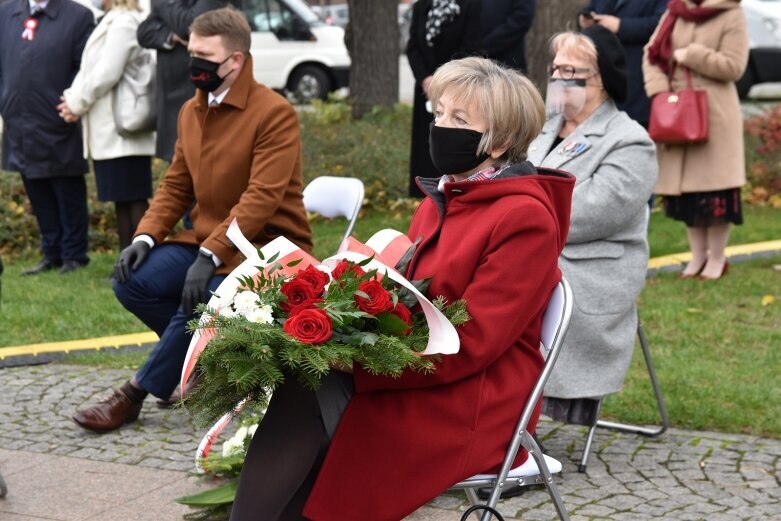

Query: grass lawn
[2,205,781,438]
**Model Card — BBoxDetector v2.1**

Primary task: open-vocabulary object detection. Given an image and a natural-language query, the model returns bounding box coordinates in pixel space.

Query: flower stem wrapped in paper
[181,220,470,437]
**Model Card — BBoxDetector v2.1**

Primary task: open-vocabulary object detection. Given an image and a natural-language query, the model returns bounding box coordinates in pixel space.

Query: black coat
[481,0,535,71]
[0,0,93,178]
[137,0,229,162]
[583,0,666,126]
[406,0,482,197]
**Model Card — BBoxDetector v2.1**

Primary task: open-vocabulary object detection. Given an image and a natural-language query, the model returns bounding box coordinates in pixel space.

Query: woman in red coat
[229,57,575,521]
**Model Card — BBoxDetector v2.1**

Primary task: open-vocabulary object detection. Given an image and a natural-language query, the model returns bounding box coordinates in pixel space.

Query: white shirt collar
[29,0,48,12]
[208,88,230,106]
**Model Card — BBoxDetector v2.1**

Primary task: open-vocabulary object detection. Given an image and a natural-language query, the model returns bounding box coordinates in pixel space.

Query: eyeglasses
[548,64,596,80]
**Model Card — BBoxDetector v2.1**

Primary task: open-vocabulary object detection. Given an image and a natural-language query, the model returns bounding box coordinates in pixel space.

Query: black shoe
[59,260,88,274]
[476,483,534,500]
[22,259,61,276]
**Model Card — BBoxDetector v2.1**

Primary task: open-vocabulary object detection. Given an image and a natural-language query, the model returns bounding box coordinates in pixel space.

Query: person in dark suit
[406,0,482,198]
[0,0,95,274]
[481,0,536,71]
[137,0,229,162]
[579,0,666,127]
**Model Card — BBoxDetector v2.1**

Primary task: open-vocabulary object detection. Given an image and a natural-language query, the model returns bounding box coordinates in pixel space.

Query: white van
[241,0,351,101]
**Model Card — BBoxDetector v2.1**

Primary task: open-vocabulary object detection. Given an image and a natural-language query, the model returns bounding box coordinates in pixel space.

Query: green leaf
[354,290,370,299]
[286,258,304,267]
[357,254,375,267]
[359,332,379,345]
[375,311,408,335]
[266,251,280,264]
[175,481,238,506]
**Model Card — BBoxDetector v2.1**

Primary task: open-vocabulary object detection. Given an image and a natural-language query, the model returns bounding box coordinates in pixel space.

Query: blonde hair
[190,6,252,54]
[108,0,141,11]
[428,57,545,164]
[549,32,598,70]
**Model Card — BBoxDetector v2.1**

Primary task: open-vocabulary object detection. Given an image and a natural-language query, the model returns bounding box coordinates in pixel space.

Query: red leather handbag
[648,65,709,145]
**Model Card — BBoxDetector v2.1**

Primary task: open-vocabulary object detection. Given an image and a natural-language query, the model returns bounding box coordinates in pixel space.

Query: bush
[0,101,415,257]
[744,104,781,207]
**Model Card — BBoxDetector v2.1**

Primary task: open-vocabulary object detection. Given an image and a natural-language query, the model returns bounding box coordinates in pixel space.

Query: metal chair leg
[596,318,670,437]
[580,315,670,474]
[0,472,7,498]
[578,400,602,473]
[525,434,571,521]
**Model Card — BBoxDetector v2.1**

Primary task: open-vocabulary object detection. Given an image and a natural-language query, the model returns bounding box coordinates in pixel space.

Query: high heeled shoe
[680,258,707,279]
[698,259,729,281]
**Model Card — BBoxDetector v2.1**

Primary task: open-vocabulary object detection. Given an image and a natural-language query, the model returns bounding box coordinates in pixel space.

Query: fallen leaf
[761,294,775,307]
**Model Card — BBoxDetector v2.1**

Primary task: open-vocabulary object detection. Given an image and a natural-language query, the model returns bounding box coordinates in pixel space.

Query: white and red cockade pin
[21,17,38,41]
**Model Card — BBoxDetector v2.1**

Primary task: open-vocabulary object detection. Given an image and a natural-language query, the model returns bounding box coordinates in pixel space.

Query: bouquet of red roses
[182,224,469,430]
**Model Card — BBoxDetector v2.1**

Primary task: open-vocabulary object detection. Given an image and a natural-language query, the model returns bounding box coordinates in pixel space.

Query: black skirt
[663,188,744,227]
[93,156,152,202]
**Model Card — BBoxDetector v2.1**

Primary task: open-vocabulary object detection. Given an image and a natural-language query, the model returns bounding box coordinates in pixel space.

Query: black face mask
[428,122,490,175]
[189,56,232,92]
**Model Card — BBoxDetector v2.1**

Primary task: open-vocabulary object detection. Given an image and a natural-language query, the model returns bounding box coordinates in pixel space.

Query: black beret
[581,25,628,104]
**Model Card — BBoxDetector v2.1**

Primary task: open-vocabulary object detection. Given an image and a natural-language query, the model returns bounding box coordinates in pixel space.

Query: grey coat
[527,100,657,398]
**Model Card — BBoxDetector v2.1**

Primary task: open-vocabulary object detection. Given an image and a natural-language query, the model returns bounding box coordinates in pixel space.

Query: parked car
[310,3,349,28]
[243,0,351,101]
[739,0,781,98]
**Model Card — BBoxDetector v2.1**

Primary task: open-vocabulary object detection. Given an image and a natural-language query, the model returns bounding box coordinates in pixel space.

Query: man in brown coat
[73,7,312,432]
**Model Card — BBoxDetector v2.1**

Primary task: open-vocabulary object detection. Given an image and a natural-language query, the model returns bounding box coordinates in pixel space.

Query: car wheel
[289,66,331,103]
[736,63,755,99]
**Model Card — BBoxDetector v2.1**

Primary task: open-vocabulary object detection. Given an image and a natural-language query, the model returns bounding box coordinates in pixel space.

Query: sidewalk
[2,244,781,520]
[1,364,780,520]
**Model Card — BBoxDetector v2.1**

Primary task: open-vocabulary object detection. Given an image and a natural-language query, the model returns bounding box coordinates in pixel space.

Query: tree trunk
[345,0,399,119]
[526,0,589,88]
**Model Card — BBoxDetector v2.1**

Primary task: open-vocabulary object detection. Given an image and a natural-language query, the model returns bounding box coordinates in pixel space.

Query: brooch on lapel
[559,140,587,156]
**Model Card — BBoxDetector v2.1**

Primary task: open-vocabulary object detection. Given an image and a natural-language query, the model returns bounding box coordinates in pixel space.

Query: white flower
[233,290,259,313]
[221,423,259,458]
[219,306,237,318]
[245,304,274,324]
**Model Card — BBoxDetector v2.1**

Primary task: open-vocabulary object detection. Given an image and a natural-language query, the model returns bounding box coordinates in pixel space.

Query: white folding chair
[302,176,364,247]
[451,278,574,521]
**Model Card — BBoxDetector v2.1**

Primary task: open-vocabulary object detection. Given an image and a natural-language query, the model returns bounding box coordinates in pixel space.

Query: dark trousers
[21,175,89,263]
[229,373,353,521]
[113,243,226,398]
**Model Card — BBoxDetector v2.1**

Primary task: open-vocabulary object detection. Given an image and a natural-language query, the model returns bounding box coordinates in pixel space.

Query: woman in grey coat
[527,26,657,420]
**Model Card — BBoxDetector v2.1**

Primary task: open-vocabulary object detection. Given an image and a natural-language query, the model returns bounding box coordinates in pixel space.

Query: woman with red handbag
[643,0,748,280]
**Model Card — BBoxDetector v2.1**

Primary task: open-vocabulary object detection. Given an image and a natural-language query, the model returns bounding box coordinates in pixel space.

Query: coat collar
[531,99,618,170]
[14,0,60,18]
[195,54,254,112]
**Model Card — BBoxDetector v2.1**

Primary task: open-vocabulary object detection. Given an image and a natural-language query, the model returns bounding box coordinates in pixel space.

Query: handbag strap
[668,62,695,90]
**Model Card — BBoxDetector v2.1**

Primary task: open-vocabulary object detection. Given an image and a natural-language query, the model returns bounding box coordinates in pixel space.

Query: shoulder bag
[648,64,709,145]
[112,47,156,137]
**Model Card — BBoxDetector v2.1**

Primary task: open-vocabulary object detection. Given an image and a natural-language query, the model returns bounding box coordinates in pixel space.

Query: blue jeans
[113,243,225,398]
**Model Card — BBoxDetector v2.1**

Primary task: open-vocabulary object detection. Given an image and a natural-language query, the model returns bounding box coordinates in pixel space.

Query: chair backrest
[302,176,364,246]
[488,278,573,489]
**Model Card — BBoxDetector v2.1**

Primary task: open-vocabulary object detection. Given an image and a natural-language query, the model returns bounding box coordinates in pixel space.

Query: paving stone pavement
[1,364,780,520]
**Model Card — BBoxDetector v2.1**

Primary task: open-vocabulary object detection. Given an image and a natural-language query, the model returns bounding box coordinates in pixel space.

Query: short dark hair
[190,6,251,54]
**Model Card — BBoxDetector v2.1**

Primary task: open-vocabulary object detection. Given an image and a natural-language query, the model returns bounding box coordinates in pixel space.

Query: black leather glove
[114,241,151,283]
[181,252,217,316]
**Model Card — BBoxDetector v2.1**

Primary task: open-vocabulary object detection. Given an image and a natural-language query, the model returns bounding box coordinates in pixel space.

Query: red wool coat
[303,167,574,520]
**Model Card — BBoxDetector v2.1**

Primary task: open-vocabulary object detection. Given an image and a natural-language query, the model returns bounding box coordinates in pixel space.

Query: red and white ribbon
[21,18,38,41]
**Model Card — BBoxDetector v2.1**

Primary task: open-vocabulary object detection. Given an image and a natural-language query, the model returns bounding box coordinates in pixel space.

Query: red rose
[355,279,393,315]
[331,259,366,281]
[283,308,333,344]
[389,302,413,335]
[295,265,330,297]
[280,278,318,312]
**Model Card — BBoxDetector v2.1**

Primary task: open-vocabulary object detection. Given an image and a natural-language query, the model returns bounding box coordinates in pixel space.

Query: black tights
[115,200,149,250]
[229,378,330,521]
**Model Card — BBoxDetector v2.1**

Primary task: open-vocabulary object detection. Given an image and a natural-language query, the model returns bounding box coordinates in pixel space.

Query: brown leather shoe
[72,389,142,432]
[156,373,201,409]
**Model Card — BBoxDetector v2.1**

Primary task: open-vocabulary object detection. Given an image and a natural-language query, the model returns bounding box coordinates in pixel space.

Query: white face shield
[545,78,588,121]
